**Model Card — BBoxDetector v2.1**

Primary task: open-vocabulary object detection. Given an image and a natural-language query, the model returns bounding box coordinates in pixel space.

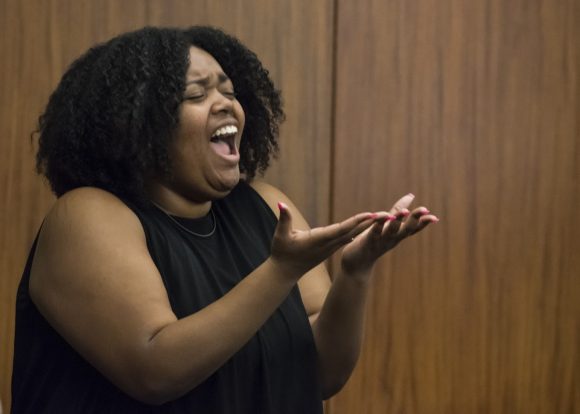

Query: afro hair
[35,26,284,205]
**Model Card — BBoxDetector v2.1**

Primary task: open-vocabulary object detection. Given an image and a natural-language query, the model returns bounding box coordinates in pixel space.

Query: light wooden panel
[0,0,334,410]
[329,0,579,413]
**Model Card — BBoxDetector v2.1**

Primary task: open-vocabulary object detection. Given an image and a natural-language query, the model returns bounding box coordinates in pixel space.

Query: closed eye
[184,94,205,102]
[183,88,236,102]
[223,92,236,99]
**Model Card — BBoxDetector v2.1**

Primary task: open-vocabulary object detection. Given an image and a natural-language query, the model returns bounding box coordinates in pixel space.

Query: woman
[11,26,437,413]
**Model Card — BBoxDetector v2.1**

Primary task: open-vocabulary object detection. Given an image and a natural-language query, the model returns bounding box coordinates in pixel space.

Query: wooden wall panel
[0,0,334,410]
[328,1,579,413]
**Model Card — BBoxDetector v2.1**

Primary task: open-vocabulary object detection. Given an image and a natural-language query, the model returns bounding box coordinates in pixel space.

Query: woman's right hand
[269,202,378,279]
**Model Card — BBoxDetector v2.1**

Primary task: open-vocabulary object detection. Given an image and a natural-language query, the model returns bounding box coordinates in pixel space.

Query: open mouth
[210,125,238,156]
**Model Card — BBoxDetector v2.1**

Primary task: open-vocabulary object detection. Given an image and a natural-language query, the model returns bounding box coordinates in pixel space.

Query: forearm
[311,265,374,399]
[129,258,297,404]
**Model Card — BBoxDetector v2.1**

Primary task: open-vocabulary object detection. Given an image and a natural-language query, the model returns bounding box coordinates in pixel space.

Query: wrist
[266,256,304,284]
[339,261,375,284]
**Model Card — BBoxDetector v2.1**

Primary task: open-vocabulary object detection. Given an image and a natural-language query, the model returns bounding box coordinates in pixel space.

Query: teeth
[211,125,238,138]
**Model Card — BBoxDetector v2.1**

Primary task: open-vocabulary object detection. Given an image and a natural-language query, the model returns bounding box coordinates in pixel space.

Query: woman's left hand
[340,194,438,276]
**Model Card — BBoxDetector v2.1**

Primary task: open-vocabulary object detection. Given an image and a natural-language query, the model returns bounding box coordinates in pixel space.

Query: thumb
[275,202,293,237]
[390,193,415,216]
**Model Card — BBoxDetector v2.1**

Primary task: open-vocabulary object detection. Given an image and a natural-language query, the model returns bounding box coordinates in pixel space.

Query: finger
[306,212,373,244]
[418,214,440,226]
[391,208,410,223]
[374,211,391,217]
[329,212,376,238]
[349,216,383,241]
[412,215,439,234]
[389,193,415,216]
[275,202,293,237]
[400,207,430,237]
[372,211,392,222]
[367,213,393,239]
[382,211,405,237]
[407,213,440,236]
[328,214,379,246]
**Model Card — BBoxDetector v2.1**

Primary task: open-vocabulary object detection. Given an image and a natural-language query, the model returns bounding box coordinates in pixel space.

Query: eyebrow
[185,73,230,86]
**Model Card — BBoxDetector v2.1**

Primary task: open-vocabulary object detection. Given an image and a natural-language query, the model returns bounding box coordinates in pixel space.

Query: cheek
[169,133,207,174]
[174,118,207,151]
[177,106,207,136]
[235,103,246,131]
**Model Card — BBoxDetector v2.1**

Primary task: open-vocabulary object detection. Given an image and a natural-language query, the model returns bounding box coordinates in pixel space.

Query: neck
[147,184,212,218]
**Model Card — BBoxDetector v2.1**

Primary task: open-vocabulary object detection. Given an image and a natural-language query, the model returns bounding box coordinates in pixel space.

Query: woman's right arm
[29,187,375,405]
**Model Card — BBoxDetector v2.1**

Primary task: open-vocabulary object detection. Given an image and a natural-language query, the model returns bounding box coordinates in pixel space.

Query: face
[158,46,246,204]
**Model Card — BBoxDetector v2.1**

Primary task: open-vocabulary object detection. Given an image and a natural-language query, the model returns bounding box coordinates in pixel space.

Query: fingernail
[420,208,430,215]
[387,214,397,221]
[277,202,287,211]
[370,213,378,219]
[408,193,415,197]
[432,217,440,223]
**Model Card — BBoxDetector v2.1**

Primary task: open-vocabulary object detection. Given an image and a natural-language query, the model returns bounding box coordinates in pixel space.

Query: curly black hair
[36,26,284,204]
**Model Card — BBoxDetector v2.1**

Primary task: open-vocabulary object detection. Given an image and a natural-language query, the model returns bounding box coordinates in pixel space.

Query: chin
[214,174,240,193]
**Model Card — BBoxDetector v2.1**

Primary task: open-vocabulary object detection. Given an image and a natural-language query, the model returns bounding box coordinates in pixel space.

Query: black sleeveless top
[11,182,323,413]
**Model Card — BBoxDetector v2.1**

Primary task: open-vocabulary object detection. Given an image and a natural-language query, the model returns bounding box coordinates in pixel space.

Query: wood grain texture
[0,0,334,410]
[328,0,579,413]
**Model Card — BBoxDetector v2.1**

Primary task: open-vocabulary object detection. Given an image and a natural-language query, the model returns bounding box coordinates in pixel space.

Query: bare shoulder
[40,187,146,253]
[46,187,142,232]
[30,186,148,302]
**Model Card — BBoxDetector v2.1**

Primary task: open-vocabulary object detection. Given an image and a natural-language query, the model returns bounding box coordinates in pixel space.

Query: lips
[211,125,238,140]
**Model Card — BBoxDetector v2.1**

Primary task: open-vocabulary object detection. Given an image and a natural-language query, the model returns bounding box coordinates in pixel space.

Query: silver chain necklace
[151,202,217,238]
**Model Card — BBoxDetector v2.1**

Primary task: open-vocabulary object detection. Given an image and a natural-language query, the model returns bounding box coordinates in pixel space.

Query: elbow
[122,376,178,405]
[124,374,189,406]
[116,337,215,404]
[134,385,173,406]
[317,355,357,400]
[114,362,194,405]
[320,373,351,400]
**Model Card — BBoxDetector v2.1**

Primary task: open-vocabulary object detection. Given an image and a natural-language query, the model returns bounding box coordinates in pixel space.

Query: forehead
[186,46,226,79]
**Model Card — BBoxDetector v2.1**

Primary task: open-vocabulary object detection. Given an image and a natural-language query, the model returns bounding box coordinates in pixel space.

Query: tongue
[211,139,231,156]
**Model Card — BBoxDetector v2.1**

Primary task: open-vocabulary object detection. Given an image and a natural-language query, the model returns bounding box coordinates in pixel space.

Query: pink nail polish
[387,214,397,221]
[277,202,286,211]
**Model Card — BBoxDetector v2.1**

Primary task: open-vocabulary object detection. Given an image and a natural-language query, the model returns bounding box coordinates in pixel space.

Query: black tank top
[11,182,323,413]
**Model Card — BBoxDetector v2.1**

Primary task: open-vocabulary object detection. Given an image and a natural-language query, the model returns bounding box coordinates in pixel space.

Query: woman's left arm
[251,182,438,399]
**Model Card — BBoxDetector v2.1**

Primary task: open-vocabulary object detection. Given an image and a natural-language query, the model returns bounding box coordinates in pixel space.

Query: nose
[210,91,234,115]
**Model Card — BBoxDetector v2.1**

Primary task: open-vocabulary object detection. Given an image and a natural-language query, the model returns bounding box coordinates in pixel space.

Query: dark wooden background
[1,0,578,412]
